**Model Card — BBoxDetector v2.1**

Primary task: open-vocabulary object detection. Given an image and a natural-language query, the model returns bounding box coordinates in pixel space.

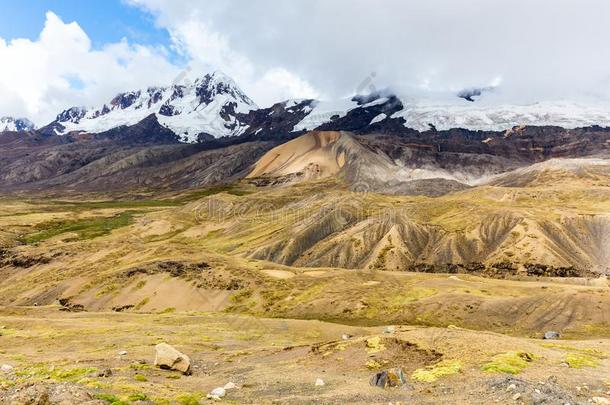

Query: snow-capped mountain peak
[292,91,610,133]
[34,73,610,144]
[0,116,36,132]
[52,71,258,142]
[193,71,255,106]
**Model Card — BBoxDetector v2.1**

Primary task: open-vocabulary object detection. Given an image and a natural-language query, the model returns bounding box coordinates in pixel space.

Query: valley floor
[0,308,608,404]
[0,177,608,404]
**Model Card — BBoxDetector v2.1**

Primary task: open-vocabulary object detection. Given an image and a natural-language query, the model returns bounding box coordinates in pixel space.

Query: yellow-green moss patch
[481,352,534,374]
[565,353,599,369]
[412,360,462,382]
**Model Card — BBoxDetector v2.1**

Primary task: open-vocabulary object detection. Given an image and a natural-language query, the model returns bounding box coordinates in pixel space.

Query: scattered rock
[118,350,128,356]
[58,298,85,312]
[154,343,191,375]
[1,364,14,373]
[371,371,388,388]
[315,378,325,386]
[524,263,589,278]
[592,398,610,405]
[488,376,580,405]
[370,368,407,389]
[97,368,112,378]
[341,334,351,340]
[123,261,211,279]
[112,305,134,313]
[543,331,560,340]
[224,382,237,390]
[3,385,50,404]
[384,326,396,334]
[0,248,51,269]
[207,387,226,400]
[0,382,102,404]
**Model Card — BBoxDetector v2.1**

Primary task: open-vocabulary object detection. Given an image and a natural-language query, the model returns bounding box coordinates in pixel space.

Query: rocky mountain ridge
[0,116,35,132]
[1,114,609,194]
[8,71,610,145]
[0,71,609,198]
[44,71,257,142]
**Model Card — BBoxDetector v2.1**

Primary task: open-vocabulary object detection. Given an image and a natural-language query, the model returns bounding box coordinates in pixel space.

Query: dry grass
[0,309,607,404]
[0,180,608,402]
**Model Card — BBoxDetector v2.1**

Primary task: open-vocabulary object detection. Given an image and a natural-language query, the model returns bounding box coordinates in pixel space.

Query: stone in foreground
[154,343,192,375]
[224,382,237,390]
[370,368,408,389]
[543,331,560,340]
[207,387,226,400]
[0,364,13,373]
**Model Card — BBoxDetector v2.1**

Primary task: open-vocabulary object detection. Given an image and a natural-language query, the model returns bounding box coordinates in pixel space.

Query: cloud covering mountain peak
[5,1,610,127]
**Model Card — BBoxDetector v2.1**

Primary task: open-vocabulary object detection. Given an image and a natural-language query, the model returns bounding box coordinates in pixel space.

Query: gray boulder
[207,387,226,400]
[0,364,13,373]
[370,368,407,389]
[543,331,560,340]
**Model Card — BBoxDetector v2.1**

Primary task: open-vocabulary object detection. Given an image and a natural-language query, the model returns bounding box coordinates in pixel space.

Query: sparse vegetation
[16,364,98,382]
[51,199,180,210]
[565,353,599,368]
[134,297,150,310]
[481,352,534,374]
[132,280,147,290]
[412,360,462,382]
[19,212,135,244]
[174,393,204,405]
[127,392,149,401]
[94,393,129,405]
[0,170,608,404]
[541,343,607,357]
[177,184,253,202]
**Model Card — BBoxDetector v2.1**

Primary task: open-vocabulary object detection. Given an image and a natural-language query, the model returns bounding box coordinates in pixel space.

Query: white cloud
[129,0,610,105]
[250,68,319,105]
[143,6,320,106]
[0,11,180,125]
[6,2,610,126]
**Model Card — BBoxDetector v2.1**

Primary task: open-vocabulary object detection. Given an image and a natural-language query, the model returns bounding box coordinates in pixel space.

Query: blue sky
[0,0,172,51]
[0,0,188,123]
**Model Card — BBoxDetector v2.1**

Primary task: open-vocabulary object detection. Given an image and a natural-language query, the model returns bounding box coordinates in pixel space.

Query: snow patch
[293,98,359,131]
[1,116,35,132]
[370,113,387,124]
[54,71,257,142]
[294,93,610,133]
[394,98,610,132]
